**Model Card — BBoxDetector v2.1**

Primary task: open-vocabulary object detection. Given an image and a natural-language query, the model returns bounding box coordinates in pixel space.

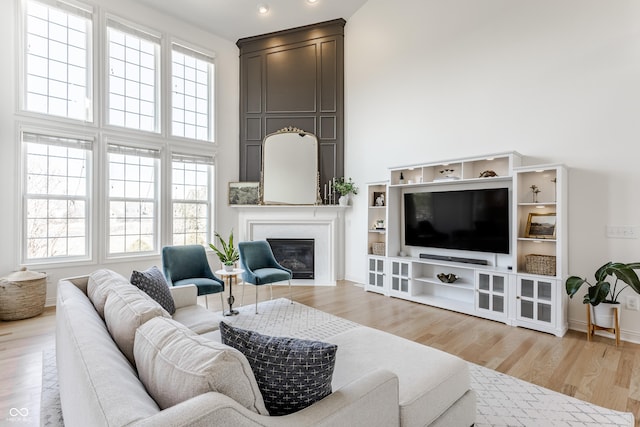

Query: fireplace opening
[267,238,314,279]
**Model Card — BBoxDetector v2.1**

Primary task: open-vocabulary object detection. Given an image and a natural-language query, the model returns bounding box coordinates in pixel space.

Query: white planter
[223,264,234,272]
[338,194,350,206]
[591,302,620,329]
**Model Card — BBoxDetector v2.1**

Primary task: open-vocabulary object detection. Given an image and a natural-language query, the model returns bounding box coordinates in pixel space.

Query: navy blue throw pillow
[130,266,176,315]
[219,321,337,416]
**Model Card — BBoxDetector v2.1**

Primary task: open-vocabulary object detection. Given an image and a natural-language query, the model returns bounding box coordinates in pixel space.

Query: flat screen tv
[404,187,510,254]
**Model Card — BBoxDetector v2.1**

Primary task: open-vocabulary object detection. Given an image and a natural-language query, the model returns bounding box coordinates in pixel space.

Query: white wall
[0,0,239,305]
[344,0,640,339]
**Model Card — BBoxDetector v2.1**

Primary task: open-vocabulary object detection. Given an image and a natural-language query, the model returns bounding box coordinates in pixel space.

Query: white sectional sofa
[56,269,476,427]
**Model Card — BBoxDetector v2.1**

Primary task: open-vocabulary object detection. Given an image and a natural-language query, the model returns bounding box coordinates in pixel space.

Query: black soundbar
[419,253,488,265]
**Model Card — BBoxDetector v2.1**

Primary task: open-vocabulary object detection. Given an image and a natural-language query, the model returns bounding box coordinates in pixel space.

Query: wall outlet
[606,225,640,239]
[625,296,639,311]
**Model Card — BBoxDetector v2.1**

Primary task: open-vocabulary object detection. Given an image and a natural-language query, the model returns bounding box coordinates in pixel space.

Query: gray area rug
[42,298,634,427]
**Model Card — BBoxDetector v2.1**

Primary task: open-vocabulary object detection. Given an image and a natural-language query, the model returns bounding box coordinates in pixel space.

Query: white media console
[365,152,568,337]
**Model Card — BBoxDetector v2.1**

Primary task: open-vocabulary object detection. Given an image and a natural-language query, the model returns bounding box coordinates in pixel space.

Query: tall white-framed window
[107,143,159,255]
[23,0,93,121]
[106,18,160,133]
[171,153,214,246]
[22,131,92,262]
[171,44,215,142]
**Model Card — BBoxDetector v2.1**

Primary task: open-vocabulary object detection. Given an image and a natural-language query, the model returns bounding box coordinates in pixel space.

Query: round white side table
[215,268,245,316]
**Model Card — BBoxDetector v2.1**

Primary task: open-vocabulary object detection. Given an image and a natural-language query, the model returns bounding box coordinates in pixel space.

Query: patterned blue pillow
[130,266,176,315]
[219,321,337,416]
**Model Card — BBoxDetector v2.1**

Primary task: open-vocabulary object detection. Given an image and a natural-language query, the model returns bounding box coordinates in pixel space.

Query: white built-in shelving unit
[364,152,569,336]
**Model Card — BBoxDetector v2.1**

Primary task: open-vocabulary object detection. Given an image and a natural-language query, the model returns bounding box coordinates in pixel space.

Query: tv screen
[404,188,510,254]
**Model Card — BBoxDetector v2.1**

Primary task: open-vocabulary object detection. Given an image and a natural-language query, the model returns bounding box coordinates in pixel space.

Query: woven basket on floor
[0,268,47,321]
[525,254,556,276]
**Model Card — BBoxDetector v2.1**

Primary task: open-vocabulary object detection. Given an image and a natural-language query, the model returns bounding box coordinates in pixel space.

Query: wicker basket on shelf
[372,242,386,256]
[525,254,556,276]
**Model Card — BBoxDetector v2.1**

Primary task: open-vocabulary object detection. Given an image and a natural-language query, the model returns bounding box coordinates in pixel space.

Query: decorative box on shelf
[525,254,556,276]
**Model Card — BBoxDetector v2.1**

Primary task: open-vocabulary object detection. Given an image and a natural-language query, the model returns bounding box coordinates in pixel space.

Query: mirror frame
[261,127,321,205]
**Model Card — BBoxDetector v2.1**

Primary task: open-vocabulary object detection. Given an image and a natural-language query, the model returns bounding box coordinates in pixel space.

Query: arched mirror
[261,127,320,205]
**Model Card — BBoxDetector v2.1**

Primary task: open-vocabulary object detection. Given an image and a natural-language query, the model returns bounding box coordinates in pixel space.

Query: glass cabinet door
[390,260,410,295]
[367,257,386,293]
[476,272,507,316]
[517,276,554,324]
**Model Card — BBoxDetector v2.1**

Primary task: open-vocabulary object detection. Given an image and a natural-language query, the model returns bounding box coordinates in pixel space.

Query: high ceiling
[130,0,369,42]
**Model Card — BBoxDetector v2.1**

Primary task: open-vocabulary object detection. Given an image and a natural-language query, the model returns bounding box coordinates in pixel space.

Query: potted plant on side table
[334,177,359,206]
[566,261,640,344]
[209,230,239,272]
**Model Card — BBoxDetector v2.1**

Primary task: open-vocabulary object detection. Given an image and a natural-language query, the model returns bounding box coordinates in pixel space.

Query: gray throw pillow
[219,321,337,416]
[131,266,176,315]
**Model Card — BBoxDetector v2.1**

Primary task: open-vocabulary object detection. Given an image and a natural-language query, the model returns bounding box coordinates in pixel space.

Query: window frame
[170,41,216,143]
[169,151,215,246]
[20,126,95,264]
[104,139,161,259]
[20,0,95,123]
[104,14,162,134]
[16,3,220,268]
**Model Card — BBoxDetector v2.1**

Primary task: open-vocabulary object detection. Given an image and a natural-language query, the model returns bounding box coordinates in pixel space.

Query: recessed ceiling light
[307,0,319,4]
[257,3,270,14]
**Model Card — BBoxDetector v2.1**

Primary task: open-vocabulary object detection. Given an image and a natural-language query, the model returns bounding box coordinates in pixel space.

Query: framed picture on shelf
[525,212,556,238]
[228,182,260,205]
[373,191,386,207]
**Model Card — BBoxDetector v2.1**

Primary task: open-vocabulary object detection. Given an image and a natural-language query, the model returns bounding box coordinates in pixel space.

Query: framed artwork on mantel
[228,182,260,205]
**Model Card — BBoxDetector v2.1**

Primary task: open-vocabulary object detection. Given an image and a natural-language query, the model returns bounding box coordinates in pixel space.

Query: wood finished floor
[1,281,640,426]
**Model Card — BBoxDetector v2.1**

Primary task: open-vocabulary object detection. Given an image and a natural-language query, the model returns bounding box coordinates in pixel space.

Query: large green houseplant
[209,230,239,271]
[565,261,640,305]
[566,261,640,329]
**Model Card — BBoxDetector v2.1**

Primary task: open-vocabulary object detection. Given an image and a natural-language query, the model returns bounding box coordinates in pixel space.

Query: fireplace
[267,238,315,279]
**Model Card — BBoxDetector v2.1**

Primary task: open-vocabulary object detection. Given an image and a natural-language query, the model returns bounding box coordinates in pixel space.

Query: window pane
[107,26,158,132]
[108,148,157,255]
[171,159,212,246]
[25,0,91,121]
[171,47,213,141]
[24,134,91,261]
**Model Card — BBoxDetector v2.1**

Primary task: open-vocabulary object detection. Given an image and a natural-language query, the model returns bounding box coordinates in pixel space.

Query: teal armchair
[161,245,224,309]
[238,240,293,313]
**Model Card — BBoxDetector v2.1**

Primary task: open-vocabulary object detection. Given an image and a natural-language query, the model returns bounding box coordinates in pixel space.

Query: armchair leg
[219,292,224,310]
[204,294,208,309]
[241,282,246,307]
[289,279,293,304]
[255,285,259,315]
[269,284,273,300]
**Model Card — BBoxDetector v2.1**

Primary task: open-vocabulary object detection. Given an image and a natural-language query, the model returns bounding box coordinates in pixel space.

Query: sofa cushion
[104,284,169,365]
[130,266,176,315]
[171,304,224,334]
[219,321,337,416]
[87,269,131,318]
[327,326,470,427]
[134,317,268,415]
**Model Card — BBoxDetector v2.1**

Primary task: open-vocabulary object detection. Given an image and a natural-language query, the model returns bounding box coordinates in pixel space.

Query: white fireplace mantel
[235,206,347,285]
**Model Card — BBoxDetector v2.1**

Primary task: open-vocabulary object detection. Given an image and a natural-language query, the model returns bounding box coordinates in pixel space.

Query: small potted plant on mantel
[209,230,239,272]
[566,261,640,332]
[334,177,358,206]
